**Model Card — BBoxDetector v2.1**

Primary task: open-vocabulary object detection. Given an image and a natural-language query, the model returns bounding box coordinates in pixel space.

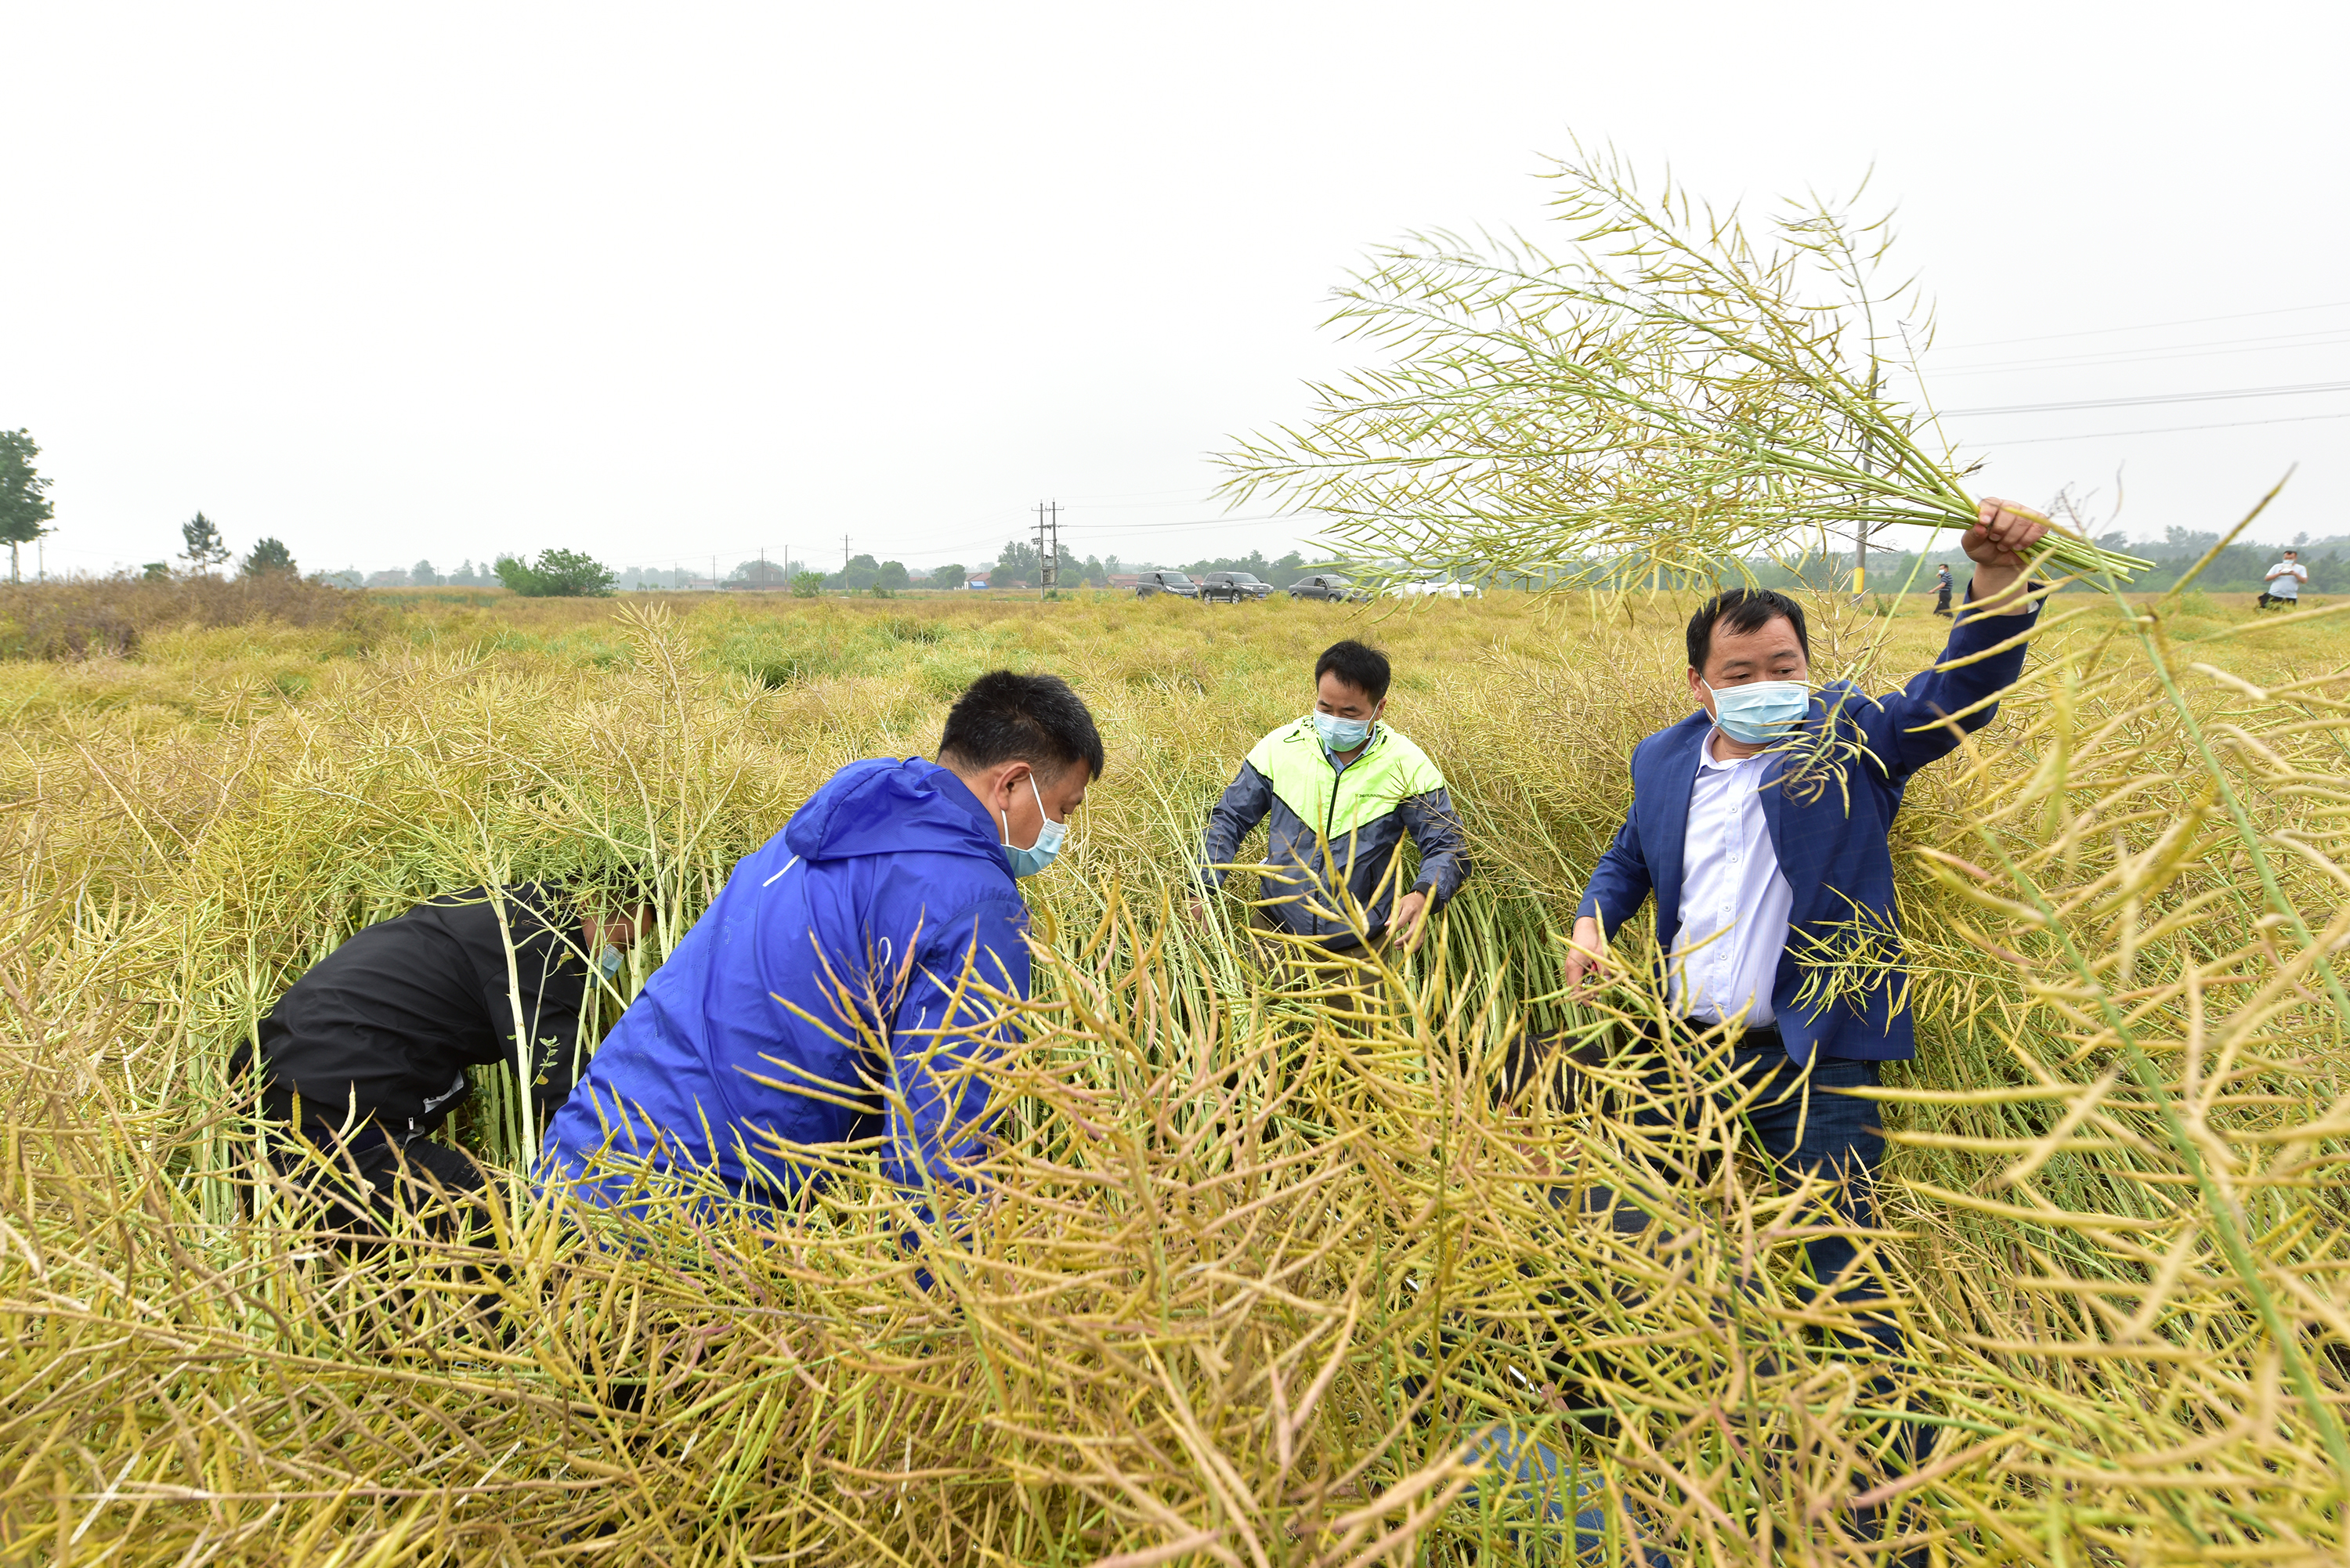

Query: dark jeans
[1623,1037,1886,1307]
[1586,1030,1929,1555]
[263,1091,490,1242]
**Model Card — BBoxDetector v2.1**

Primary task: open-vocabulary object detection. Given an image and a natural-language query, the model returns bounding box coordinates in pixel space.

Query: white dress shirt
[2266,560,2308,599]
[1670,734,1794,1027]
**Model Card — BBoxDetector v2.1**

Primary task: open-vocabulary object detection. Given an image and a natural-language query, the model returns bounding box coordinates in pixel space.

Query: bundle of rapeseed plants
[1217,144,2153,590]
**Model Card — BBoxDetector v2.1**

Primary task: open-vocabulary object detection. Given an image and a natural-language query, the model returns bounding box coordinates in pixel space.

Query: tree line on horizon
[615,544,1334,594]
[5,411,2338,601]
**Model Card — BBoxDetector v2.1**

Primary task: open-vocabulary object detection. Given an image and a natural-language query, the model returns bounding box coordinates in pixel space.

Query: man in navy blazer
[1564,497,2052,1485]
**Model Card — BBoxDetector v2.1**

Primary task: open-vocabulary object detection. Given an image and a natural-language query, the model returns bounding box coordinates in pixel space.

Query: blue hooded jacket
[539,757,1030,1206]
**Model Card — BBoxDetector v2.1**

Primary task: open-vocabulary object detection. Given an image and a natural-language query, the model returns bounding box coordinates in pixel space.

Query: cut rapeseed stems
[1217,143,2155,590]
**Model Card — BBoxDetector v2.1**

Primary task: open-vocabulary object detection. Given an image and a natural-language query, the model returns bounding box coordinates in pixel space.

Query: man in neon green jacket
[1195,639,1470,953]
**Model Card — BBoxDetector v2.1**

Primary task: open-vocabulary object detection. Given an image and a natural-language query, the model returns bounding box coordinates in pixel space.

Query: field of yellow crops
[2,580,2345,1566]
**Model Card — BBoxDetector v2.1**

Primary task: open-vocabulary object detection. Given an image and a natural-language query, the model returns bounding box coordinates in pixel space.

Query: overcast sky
[5,2,2345,580]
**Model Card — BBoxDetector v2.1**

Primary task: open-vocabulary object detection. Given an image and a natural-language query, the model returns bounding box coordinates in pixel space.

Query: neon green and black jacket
[1199,718,1471,948]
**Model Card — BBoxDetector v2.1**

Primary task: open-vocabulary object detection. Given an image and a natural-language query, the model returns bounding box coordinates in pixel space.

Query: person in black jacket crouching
[233,883,645,1239]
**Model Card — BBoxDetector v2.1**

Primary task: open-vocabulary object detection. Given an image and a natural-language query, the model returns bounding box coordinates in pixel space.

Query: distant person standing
[1932,562,1954,617]
[2258,548,2308,610]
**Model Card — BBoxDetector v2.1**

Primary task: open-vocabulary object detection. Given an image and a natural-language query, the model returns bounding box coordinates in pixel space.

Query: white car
[1384,579,1484,599]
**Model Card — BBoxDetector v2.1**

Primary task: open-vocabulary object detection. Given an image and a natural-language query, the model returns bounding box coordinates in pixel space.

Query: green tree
[790,571,823,598]
[0,429,56,583]
[729,558,790,587]
[179,512,230,575]
[833,553,881,591]
[411,558,441,586]
[241,537,297,576]
[929,562,967,589]
[494,548,616,597]
[991,539,1040,588]
[141,562,169,581]
[876,560,910,591]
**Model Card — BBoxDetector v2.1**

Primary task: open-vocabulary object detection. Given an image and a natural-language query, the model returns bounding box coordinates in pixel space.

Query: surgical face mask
[1001,773,1068,879]
[1312,710,1375,753]
[597,944,625,981]
[1704,679,1810,743]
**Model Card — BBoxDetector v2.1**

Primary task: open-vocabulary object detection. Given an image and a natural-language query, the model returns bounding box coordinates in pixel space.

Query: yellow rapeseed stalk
[0,580,2341,1565]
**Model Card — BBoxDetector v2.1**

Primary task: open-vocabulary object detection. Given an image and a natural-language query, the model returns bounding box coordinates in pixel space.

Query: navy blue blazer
[1577,591,2041,1064]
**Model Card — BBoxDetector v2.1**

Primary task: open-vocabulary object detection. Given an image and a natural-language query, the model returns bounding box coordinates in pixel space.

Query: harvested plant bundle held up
[1218,146,2155,588]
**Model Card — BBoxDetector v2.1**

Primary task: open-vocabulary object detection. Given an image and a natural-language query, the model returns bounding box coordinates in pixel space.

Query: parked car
[1134,569,1199,598]
[1385,579,1484,599]
[1287,573,1366,602]
[1198,570,1272,603]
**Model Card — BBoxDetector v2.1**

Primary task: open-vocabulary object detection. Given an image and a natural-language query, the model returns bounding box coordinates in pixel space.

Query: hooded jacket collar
[783,757,1009,870]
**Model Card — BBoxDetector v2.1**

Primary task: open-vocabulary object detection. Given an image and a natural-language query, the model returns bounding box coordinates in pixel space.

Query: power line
[1056,509,1315,535]
[1943,379,2350,418]
[1050,485,1217,504]
[1934,298,2350,353]
[1926,329,2350,379]
[1975,410,2350,448]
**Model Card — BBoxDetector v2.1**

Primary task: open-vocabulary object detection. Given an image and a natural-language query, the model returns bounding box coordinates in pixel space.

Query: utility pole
[842,534,851,573]
[1034,500,1061,601]
[1855,365,1879,603]
[759,546,767,590]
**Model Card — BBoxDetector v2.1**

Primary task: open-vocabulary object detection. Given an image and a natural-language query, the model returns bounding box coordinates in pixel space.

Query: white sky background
[5,1,2345,581]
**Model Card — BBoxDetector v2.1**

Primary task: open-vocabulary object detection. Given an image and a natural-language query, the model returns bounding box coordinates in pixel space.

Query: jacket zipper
[1320,727,1376,922]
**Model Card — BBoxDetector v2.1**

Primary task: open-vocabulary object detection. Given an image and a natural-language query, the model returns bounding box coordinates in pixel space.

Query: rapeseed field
[2,580,2344,1566]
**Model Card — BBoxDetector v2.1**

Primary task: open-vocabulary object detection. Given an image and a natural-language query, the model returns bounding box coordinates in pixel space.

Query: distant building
[1108,574,1141,590]
[966,578,989,591]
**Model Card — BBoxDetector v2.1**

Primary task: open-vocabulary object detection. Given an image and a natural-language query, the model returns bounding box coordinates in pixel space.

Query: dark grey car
[1287,572,1365,602]
[1199,571,1272,603]
[1134,569,1199,598]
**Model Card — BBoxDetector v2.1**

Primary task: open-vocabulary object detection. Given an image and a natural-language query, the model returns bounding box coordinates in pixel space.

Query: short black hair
[1314,639,1390,703]
[938,670,1105,782]
[1687,589,1810,673]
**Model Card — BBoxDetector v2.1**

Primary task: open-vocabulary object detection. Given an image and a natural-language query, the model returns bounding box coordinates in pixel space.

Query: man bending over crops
[1191,638,1470,963]
[539,670,1101,1210]
[234,883,647,1237]
[1563,497,2052,1473]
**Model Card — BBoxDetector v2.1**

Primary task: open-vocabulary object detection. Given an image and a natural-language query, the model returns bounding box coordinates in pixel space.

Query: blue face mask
[1001,773,1068,879]
[1312,711,1375,753]
[1705,679,1810,743]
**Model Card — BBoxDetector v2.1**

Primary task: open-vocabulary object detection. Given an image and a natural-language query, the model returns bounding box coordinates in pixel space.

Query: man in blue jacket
[540,670,1102,1209]
[1563,497,2051,1483]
